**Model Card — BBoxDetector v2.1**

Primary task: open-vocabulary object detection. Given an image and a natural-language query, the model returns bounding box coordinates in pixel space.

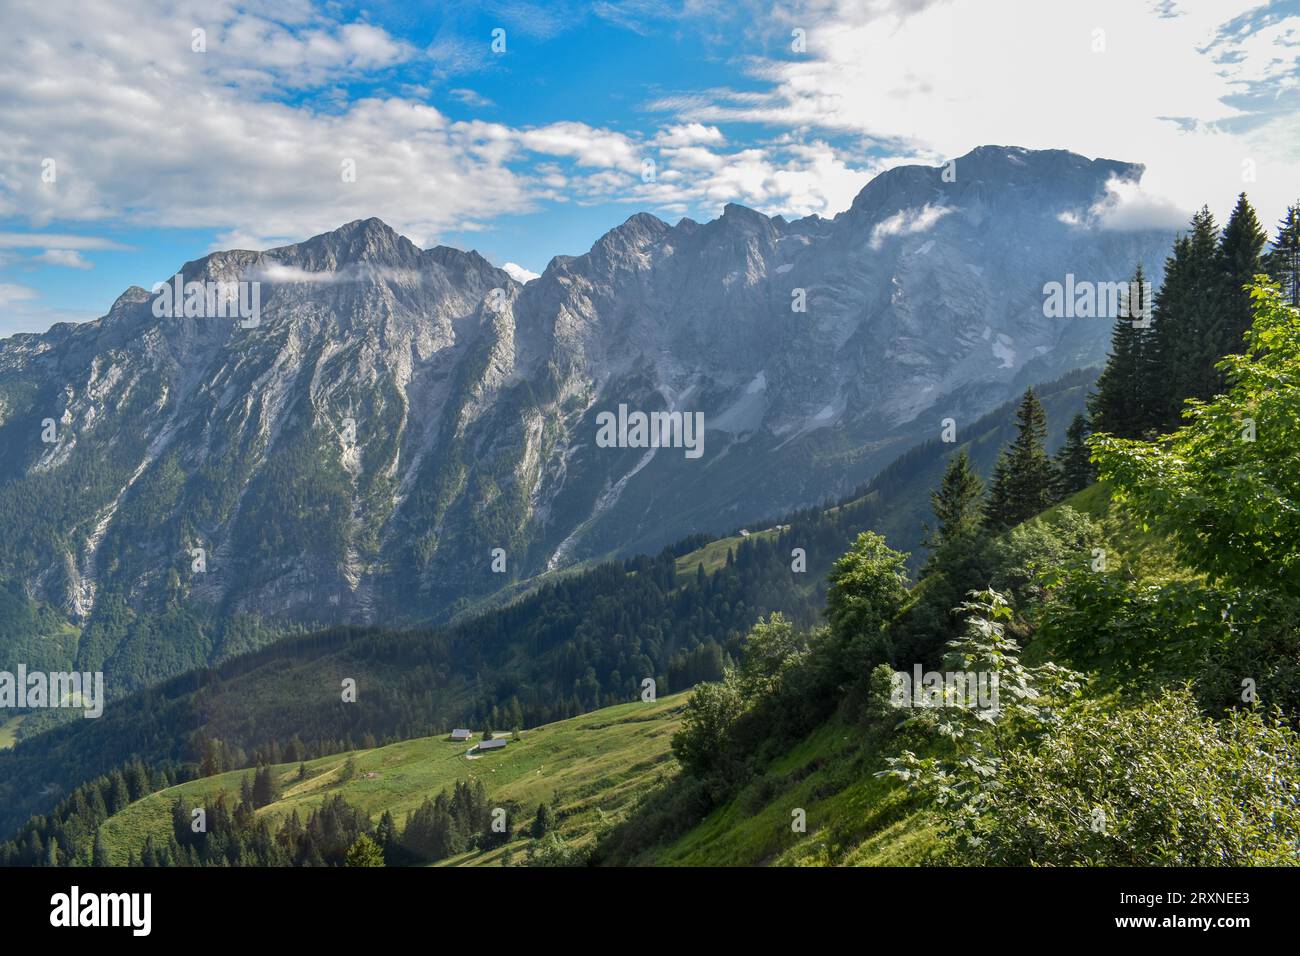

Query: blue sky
[2,0,1299,335]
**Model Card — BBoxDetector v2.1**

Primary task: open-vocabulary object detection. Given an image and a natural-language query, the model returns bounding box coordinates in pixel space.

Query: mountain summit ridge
[0,145,1175,692]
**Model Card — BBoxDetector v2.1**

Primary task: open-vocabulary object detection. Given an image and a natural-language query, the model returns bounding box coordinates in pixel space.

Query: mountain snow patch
[992,334,1016,369]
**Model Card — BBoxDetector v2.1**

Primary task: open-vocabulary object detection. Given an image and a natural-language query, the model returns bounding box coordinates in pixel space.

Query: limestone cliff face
[0,146,1172,633]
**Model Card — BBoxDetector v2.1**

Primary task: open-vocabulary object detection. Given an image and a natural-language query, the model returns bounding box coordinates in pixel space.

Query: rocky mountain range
[0,145,1175,654]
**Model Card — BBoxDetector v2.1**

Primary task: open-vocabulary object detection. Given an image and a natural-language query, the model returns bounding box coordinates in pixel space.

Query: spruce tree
[1265,201,1300,307]
[1146,235,1190,431]
[170,798,191,847]
[375,810,397,862]
[531,802,553,839]
[1056,413,1093,496]
[92,831,110,867]
[985,388,1057,530]
[1210,193,1268,390]
[1149,209,1220,429]
[926,449,983,551]
[253,763,281,808]
[984,451,1014,532]
[344,833,385,867]
[109,771,131,814]
[1089,265,1152,437]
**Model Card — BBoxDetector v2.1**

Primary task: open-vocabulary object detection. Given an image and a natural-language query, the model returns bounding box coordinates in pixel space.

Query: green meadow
[99,693,688,866]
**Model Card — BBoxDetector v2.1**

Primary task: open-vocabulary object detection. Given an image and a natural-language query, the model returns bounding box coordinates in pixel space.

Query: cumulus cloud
[5,0,1294,313]
[502,262,541,283]
[519,123,642,171]
[0,1,891,249]
[0,1,531,245]
[653,123,726,148]
[608,138,876,222]
[1086,177,1191,232]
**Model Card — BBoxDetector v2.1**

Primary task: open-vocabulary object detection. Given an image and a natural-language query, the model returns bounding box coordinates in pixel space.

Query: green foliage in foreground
[1095,280,1300,597]
[947,689,1300,865]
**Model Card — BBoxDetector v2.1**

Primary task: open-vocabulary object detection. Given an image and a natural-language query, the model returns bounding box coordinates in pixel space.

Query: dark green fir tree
[1055,413,1094,496]
[985,388,1058,530]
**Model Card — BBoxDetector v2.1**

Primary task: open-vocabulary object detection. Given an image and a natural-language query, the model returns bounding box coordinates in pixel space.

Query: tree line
[1089,194,1298,439]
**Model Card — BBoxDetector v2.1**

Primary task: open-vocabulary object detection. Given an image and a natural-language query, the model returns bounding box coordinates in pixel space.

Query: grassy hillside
[600,480,1214,867]
[1036,482,1191,583]
[647,720,942,867]
[17,481,1183,870]
[98,693,689,867]
[675,526,783,580]
[0,716,22,750]
[97,688,946,868]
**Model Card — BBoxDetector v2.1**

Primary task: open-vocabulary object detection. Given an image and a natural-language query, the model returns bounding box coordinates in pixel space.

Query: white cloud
[584,138,878,222]
[32,249,93,269]
[247,262,342,284]
[5,0,1295,311]
[1086,177,1191,232]
[0,1,890,247]
[449,88,494,109]
[243,261,428,286]
[0,233,130,250]
[502,262,541,283]
[653,123,726,148]
[519,122,642,171]
[0,283,39,306]
[0,1,531,245]
[869,203,952,249]
[658,0,1300,226]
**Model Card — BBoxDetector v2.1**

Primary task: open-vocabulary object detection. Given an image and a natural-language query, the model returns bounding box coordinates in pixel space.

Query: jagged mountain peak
[714,202,781,236]
[269,216,422,270]
[541,211,672,284]
[0,143,1178,662]
[602,211,671,247]
[110,285,153,311]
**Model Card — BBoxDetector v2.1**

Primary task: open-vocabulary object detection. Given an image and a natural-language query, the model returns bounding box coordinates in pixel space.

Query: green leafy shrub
[950,688,1300,865]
